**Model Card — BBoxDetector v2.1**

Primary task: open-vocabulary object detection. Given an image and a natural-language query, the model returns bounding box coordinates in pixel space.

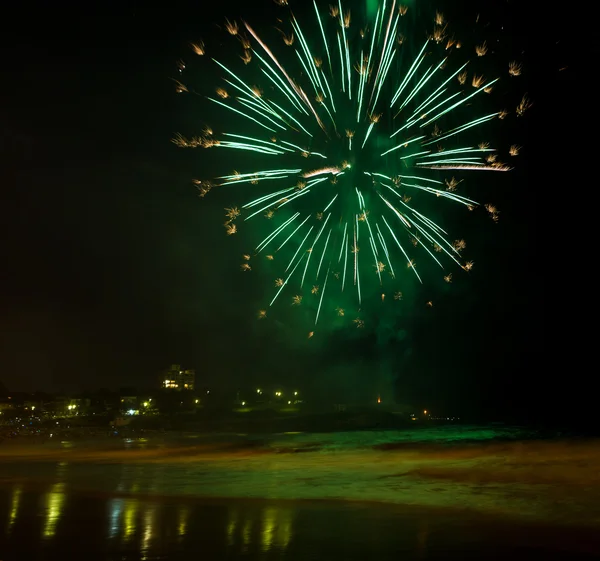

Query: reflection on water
[227,504,294,553]
[43,462,68,539]
[123,498,138,542]
[1,453,600,560]
[103,483,294,551]
[262,506,293,551]
[226,506,237,546]
[106,486,292,556]
[0,477,303,560]
[1,481,599,560]
[7,486,21,533]
[43,482,65,538]
[142,502,156,552]
[4,429,600,530]
[177,504,189,539]
[108,497,123,539]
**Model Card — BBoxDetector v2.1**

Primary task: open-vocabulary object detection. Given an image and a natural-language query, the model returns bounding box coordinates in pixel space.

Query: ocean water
[1,425,599,559]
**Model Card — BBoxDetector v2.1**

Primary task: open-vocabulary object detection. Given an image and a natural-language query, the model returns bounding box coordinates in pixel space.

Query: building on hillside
[0,399,14,412]
[120,395,138,413]
[161,364,195,391]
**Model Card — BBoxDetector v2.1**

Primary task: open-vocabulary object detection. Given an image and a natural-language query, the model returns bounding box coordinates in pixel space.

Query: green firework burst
[175,0,527,329]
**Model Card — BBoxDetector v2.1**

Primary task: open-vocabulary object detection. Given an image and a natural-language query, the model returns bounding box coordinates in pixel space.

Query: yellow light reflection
[7,486,22,533]
[142,503,157,552]
[227,508,239,546]
[261,506,293,552]
[262,507,275,550]
[224,506,296,551]
[178,505,190,538]
[123,499,139,542]
[242,518,252,548]
[43,482,65,538]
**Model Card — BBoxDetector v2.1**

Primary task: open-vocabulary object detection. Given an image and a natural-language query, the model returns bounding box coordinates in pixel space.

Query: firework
[176,1,527,328]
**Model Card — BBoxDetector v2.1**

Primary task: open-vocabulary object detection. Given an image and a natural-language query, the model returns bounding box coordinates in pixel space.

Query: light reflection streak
[123,498,139,542]
[108,498,124,539]
[42,461,69,539]
[227,508,239,546]
[178,505,190,539]
[261,506,293,551]
[43,482,65,538]
[142,503,157,553]
[226,505,294,552]
[242,518,252,550]
[7,486,22,533]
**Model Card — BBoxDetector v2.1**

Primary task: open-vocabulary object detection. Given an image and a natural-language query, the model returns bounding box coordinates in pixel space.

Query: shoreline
[2,483,600,555]
[3,430,600,536]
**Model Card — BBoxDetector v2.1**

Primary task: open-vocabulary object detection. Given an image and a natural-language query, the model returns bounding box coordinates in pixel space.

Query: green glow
[366,0,379,21]
[180,0,520,325]
[338,0,351,99]
[302,214,331,287]
[256,214,299,252]
[380,135,426,157]
[315,265,330,324]
[314,1,332,72]
[285,224,315,273]
[208,98,277,133]
[336,32,345,94]
[316,229,332,280]
[391,41,429,106]
[420,81,499,127]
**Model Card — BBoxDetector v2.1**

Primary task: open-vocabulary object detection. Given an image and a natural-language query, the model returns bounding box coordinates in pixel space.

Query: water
[1,425,599,559]
[2,489,600,560]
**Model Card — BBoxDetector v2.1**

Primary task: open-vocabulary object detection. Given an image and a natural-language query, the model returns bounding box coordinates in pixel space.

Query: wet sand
[1,487,600,560]
[2,433,600,527]
[1,430,600,559]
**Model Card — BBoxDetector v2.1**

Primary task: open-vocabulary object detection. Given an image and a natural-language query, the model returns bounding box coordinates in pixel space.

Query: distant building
[69,398,91,415]
[120,395,138,412]
[43,397,90,416]
[161,364,195,391]
[0,399,14,412]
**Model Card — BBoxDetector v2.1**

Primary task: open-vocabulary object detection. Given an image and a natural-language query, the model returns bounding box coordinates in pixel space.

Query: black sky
[0,1,570,419]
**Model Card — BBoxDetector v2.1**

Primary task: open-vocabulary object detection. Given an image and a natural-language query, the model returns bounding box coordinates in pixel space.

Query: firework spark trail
[178,1,526,330]
[244,22,327,133]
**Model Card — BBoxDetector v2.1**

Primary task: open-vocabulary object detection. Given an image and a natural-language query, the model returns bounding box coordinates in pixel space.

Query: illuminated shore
[1,430,600,529]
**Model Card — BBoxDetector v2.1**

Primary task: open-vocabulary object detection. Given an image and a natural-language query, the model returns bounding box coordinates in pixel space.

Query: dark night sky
[0,1,571,419]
